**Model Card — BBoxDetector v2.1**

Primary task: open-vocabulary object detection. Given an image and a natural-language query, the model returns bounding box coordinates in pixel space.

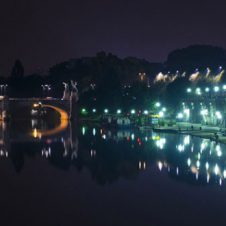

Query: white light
[196,160,200,168]
[223,85,226,90]
[158,161,163,171]
[117,109,122,114]
[92,108,96,113]
[176,167,179,175]
[178,144,184,152]
[200,109,208,116]
[162,107,166,112]
[187,88,192,93]
[195,87,201,95]
[214,86,220,92]
[104,109,109,114]
[205,162,209,170]
[82,127,86,135]
[184,136,190,145]
[205,87,210,92]
[184,109,190,118]
[177,113,183,119]
[214,164,220,175]
[155,102,161,107]
[216,145,222,157]
[156,138,166,150]
[143,110,148,115]
[187,158,191,166]
[223,170,226,178]
[215,111,222,119]
[159,111,164,118]
[131,109,136,114]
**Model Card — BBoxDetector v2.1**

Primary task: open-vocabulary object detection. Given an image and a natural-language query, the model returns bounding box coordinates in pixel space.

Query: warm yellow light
[33,103,39,108]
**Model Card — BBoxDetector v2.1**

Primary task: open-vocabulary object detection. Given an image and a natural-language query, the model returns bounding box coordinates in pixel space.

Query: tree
[11,59,24,78]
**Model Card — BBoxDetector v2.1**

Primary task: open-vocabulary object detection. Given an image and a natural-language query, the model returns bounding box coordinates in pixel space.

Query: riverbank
[153,122,226,144]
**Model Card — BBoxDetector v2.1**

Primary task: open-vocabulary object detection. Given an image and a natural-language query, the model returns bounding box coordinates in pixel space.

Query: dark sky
[1,0,226,75]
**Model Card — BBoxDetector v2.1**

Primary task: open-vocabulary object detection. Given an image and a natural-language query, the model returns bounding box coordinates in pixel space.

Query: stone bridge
[0,97,78,121]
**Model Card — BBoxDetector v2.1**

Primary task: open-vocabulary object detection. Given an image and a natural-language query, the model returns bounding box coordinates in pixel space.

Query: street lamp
[159,111,164,118]
[177,113,183,119]
[215,111,222,119]
[41,84,51,98]
[187,88,192,93]
[195,87,201,95]
[143,110,148,115]
[155,102,161,107]
[117,109,122,114]
[214,86,220,92]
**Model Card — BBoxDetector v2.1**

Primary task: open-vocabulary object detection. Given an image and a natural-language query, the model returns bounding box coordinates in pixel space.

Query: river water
[1,120,226,226]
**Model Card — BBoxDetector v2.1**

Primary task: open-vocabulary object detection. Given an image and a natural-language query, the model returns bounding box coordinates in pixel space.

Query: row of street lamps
[0,84,52,97]
[187,85,226,95]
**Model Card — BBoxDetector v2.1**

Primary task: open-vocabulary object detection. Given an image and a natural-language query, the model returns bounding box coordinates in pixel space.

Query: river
[0,120,226,226]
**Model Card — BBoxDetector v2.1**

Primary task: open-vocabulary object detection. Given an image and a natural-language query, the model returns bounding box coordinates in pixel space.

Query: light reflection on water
[1,120,226,186]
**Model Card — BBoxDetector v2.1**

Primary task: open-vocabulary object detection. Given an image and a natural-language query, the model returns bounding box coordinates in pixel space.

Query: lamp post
[41,84,51,98]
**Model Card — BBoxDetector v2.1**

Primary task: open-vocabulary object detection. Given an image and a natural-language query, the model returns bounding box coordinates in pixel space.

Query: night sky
[1,0,226,75]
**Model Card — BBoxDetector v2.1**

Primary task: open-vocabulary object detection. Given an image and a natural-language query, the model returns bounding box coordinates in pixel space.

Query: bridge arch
[42,104,69,120]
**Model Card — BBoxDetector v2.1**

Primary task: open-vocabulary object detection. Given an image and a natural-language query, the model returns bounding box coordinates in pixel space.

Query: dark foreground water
[1,121,226,226]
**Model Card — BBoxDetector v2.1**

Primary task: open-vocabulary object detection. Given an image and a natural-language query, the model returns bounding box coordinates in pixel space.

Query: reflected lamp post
[0,84,8,96]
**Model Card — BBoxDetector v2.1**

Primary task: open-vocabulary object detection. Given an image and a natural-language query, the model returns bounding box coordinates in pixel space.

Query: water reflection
[1,120,226,186]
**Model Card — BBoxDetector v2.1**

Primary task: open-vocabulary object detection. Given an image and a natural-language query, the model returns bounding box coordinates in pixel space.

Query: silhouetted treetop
[11,59,24,78]
[166,45,226,72]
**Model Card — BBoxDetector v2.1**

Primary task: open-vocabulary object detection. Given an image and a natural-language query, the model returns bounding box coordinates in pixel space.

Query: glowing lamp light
[205,87,210,92]
[195,87,201,95]
[131,109,136,114]
[184,109,190,117]
[33,103,39,108]
[200,109,208,116]
[82,127,86,135]
[143,110,149,115]
[215,111,222,119]
[187,88,192,93]
[159,111,164,118]
[155,102,161,107]
[223,85,226,90]
[162,107,166,112]
[214,164,220,175]
[223,170,226,178]
[214,86,220,92]
[177,113,183,119]
[104,109,109,114]
[117,109,122,114]
[81,108,87,114]
[187,158,191,167]
[92,108,96,113]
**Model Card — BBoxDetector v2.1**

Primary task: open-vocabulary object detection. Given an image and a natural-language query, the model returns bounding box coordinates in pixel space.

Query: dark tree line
[0,45,226,108]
